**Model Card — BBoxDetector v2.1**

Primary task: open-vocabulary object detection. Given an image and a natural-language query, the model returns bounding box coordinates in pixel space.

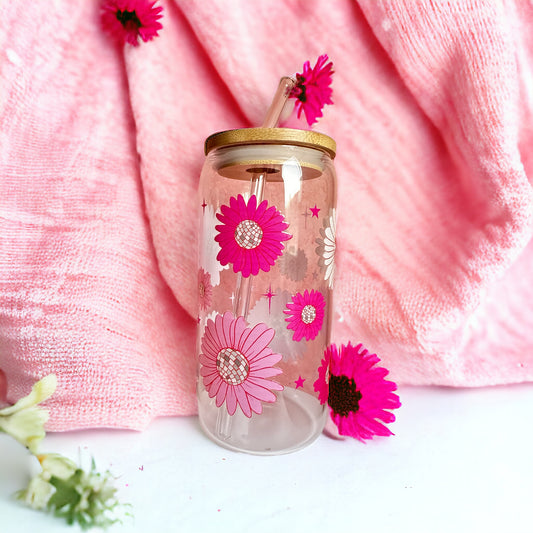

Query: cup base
[197,387,327,455]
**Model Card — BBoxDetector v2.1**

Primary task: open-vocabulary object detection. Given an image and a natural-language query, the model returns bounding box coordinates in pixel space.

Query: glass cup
[196,127,337,455]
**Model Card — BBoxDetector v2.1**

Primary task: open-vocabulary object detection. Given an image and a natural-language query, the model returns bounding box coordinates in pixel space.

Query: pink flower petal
[253,198,268,220]
[218,205,241,225]
[289,54,334,125]
[208,376,223,399]
[238,322,275,358]
[101,0,163,46]
[247,395,263,415]
[248,367,283,379]
[234,385,252,417]
[199,311,283,417]
[249,352,283,370]
[241,380,278,402]
[199,365,217,378]
[225,386,237,415]
[316,342,400,442]
[214,195,291,277]
[245,194,258,218]
[202,372,220,390]
[246,376,284,393]
[215,382,228,407]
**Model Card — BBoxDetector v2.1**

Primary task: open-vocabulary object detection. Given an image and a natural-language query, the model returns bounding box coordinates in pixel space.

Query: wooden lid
[205,127,336,159]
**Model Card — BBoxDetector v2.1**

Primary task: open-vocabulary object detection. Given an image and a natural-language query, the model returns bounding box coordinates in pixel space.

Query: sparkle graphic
[295,376,305,389]
[248,289,307,362]
[301,208,311,228]
[201,199,207,213]
[262,284,276,314]
[310,204,320,218]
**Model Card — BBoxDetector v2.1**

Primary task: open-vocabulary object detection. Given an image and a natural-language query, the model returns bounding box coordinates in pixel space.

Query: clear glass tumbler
[196,127,337,454]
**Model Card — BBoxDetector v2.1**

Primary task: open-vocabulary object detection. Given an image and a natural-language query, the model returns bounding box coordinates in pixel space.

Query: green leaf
[48,474,82,509]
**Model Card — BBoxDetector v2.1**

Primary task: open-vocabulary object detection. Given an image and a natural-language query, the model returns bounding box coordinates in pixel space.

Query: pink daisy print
[314,343,401,442]
[215,195,291,278]
[101,0,163,47]
[284,289,326,342]
[198,268,213,311]
[199,312,284,417]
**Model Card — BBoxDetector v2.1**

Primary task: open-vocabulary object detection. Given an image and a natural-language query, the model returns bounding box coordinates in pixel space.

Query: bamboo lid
[205,127,336,159]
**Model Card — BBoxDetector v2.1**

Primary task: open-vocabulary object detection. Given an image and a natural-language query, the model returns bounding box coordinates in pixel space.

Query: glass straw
[216,76,297,440]
[233,76,296,319]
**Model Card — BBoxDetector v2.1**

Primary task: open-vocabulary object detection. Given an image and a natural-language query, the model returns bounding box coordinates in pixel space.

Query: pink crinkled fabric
[1,0,532,431]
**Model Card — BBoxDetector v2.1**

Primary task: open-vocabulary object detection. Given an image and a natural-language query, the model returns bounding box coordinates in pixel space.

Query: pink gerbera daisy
[215,194,291,278]
[199,312,284,417]
[198,268,213,311]
[290,54,334,126]
[101,0,163,47]
[314,343,401,442]
[284,289,326,342]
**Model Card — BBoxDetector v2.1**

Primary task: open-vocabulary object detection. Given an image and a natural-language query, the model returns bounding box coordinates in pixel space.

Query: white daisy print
[315,210,336,288]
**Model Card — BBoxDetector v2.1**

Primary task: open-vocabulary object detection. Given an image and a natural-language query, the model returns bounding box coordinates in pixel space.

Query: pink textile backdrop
[1,0,532,431]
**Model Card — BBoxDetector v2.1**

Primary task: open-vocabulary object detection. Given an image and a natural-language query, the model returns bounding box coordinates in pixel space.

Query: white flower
[200,204,228,286]
[17,453,123,528]
[0,374,56,452]
[39,453,77,480]
[316,210,336,288]
[17,453,77,510]
[19,474,54,510]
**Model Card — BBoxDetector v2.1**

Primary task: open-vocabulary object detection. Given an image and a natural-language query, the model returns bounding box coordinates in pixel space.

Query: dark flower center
[328,374,362,417]
[294,74,307,102]
[116,10,142,30]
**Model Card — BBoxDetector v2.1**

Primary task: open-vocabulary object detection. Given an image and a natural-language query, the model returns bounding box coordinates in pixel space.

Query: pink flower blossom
[290,54,334,126]
[199,312,283,417]
[101,0,163,47]
[314,343,401,442]
[284,289,326,342]
[215,195,291,278]
[198,268,213,311]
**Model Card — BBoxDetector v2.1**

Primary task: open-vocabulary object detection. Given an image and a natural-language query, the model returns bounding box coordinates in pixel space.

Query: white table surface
[1,384,532,533]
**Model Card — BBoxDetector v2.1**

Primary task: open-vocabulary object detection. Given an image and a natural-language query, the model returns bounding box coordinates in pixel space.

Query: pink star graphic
[295,376,305,389]
[201,199,207,213]
[310,204,320,218]
[262,285,276,314]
